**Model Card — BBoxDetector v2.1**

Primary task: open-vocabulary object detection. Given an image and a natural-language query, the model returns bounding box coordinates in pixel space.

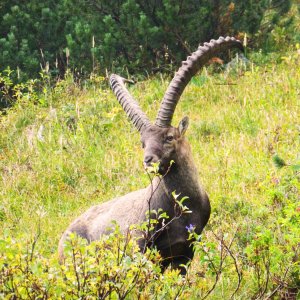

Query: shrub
[0,0,294,80]
[0,226,191,299]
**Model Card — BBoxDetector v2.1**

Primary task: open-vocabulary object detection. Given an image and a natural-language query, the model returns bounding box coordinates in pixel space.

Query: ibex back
[58,36,243,274]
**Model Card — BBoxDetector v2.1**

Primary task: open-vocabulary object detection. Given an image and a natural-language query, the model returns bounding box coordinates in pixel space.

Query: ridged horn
[155,36,244,127]
[110,74,151,132]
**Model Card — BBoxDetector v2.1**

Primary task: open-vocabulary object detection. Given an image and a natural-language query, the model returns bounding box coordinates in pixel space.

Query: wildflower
[185,224,195,232]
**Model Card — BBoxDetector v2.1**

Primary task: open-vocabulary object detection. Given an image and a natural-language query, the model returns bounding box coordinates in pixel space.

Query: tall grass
[0,48,299,298]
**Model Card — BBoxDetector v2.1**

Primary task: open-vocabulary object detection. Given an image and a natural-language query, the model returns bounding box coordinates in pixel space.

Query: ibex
[58,36,243,273]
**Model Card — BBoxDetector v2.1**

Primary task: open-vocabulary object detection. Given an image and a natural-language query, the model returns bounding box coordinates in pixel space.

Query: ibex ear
[178,116,189,136]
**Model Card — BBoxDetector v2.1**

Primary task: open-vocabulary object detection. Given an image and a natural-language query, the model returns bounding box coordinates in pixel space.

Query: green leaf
[273,154,287,169]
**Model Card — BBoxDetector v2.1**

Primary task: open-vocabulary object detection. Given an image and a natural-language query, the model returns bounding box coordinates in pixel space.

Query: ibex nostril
[144,156,153,164]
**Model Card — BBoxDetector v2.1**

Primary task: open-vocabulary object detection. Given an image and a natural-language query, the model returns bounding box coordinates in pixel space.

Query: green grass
[0,49,299,298]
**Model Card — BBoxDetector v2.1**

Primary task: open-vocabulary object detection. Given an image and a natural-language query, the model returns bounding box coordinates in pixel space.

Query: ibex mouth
[144,161,162,174]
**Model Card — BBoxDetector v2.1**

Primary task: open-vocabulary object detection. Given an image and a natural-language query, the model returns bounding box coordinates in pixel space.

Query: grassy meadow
[0,48,299,298]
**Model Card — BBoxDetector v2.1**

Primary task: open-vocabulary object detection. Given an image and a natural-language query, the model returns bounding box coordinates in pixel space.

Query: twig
[29,218,42,262]
[264,244,300,300]
[200,245,223,300]
[214,229,242,299]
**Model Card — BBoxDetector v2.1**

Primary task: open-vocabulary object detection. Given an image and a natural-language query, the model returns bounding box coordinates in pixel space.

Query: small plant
[273,154,300,172]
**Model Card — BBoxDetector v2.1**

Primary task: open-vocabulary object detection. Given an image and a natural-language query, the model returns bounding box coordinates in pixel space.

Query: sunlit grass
[0,48,299,298]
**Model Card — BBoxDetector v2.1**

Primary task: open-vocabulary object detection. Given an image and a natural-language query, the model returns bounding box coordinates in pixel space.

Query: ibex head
[110,37,243,174]
[140,116,189,174]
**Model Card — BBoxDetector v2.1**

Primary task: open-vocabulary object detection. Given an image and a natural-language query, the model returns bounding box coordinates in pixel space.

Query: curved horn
[110,74,151,132]
[155,36,244,127]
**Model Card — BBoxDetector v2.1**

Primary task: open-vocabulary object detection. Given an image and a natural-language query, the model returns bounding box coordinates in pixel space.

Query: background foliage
[0,0,298,81]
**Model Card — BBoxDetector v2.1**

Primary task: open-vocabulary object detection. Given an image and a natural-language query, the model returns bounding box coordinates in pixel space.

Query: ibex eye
[166,135,174,142]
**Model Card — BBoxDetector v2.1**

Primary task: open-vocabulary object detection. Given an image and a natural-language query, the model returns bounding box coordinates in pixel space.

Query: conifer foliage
[0,0,293,79]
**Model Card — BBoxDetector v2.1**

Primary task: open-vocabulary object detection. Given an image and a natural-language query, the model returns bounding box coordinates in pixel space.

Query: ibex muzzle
[59,37,243,274]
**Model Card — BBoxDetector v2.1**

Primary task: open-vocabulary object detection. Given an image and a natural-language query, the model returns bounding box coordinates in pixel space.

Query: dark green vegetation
[0,46,299,298]
[0,0,297,82]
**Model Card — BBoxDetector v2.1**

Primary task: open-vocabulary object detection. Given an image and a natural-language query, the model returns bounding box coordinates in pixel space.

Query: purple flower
[186,224,195,232]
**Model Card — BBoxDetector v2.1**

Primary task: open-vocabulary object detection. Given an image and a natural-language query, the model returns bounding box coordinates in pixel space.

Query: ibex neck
[163,155,201,198]
[149,151,202,204]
